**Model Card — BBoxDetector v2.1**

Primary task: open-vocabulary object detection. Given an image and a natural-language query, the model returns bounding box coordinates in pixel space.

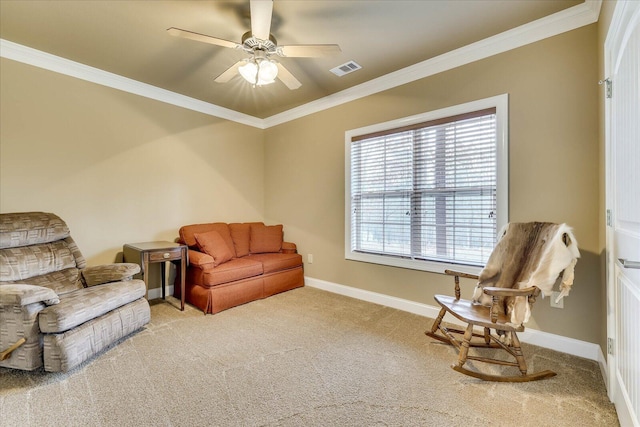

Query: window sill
[345,250,482,277]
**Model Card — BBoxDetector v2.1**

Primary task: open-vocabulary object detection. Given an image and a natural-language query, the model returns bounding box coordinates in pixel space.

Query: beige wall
[1,19,607,347]
[0,58,265,269]
[265,24,602,344]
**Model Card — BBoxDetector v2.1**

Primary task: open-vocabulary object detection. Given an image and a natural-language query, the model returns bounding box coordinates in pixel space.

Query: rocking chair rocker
[426,270,554,382]
[426,222,580,382]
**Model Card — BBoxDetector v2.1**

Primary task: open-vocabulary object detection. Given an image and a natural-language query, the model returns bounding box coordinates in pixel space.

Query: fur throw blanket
[472,222,580,327]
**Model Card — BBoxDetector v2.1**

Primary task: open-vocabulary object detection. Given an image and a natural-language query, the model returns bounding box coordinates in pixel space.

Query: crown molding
[1,1,601,130]
[0,39,264,129]
[263,0,602,127]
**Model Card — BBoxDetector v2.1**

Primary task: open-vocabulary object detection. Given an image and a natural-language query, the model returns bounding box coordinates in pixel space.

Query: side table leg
[160,261,166,300]
[142,253,150,300]
[180,249,186,311]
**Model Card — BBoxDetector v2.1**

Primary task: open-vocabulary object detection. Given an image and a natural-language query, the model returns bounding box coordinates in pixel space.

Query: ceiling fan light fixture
[239,57,278,87]
[238,60,258,83]
[258,59,278,83]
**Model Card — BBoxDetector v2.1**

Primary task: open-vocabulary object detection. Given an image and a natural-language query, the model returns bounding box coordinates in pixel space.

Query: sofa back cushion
[179,223,235,256]
[229,223,253,257]
[250,224,283,254]
[194,231,234,266]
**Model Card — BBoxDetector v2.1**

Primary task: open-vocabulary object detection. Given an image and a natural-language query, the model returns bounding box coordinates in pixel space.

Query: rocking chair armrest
[444,270,479,280]
[444,270,480,300]
[483,286,541,324]
[482,286,541,297]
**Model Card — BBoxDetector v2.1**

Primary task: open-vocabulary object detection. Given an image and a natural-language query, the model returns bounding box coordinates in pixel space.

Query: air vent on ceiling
[330,61,362,77]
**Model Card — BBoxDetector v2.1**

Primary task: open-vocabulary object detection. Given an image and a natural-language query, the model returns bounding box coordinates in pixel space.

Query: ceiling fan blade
[167,27,240,50]
[250,0,273,41]
[278,44,342,58]
[214,60,244,83]
[276,63,301,90]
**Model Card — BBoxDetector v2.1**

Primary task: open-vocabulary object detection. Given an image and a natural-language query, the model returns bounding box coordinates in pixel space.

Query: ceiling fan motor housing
[241,31,277,54]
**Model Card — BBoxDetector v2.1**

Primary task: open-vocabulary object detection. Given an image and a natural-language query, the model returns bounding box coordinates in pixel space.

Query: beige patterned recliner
[0,212,150,372]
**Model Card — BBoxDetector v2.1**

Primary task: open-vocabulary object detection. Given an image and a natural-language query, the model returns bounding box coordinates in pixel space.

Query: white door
[605,2,640,426]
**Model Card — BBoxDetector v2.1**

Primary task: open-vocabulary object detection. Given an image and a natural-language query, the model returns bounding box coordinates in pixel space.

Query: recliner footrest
[39,280,146,333]
[43,297,150,372]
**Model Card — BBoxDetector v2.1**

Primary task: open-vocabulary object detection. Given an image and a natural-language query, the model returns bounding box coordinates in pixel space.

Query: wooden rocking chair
[426,270,555,382]
[426,222,580,381]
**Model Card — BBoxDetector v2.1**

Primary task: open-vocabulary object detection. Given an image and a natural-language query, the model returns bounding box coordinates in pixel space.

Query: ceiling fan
[168,0,341,89]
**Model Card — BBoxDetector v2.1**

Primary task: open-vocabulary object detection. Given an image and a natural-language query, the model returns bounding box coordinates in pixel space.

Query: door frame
[604,1,639,425]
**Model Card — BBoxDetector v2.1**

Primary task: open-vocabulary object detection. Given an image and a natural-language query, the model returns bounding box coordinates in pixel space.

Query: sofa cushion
[250,224,283,254]
[247,253,303,274]
[38,280,146,333]
[194,230,234,266]
[179,223,235,256]
[229,223,252,257]
[200,258,263,287]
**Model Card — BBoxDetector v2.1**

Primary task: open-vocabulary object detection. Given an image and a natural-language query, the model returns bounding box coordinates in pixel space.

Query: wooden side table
[123,241,188,311]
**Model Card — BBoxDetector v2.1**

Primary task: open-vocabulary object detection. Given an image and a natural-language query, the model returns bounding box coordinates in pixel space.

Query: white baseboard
[597,348,609,396]
[147,285,174,301]
[305,276,607,367]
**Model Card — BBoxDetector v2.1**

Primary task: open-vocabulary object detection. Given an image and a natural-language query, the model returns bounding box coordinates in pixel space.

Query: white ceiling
[1,1,592,121]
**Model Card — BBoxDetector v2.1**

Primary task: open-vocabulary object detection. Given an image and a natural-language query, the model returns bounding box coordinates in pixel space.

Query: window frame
[344,94,509,275]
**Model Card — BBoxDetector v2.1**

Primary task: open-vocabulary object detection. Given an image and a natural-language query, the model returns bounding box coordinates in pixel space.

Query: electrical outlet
[307,254,313,264]
[550,291,563,309]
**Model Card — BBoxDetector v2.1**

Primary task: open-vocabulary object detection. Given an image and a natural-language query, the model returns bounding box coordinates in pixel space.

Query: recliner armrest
[0,284,60,306]
[82,263,140,287]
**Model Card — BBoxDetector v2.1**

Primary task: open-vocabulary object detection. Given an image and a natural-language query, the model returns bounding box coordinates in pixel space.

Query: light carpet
[0,286,618,426]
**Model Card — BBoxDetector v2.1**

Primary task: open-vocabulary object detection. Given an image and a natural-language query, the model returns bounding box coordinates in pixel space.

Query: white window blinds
[350,108,498,267]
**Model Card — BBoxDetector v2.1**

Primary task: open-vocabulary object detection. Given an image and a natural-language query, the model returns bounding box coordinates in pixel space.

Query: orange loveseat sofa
[176,222,304,314]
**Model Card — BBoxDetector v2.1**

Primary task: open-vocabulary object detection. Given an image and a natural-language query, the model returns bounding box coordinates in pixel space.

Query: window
[345,95,508,274]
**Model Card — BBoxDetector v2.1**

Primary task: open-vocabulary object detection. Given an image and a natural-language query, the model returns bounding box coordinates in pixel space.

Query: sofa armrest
[0,284,60,307]
[188,249,215,269]
[82,263,140,287]
[282,242,297,254]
